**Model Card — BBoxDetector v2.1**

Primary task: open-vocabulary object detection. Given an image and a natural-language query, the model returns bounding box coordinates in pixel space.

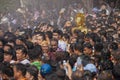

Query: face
[51,41,58,51]
[3,46,10,51]
[0,41,3,48]
[83,47,92,55]
[53,33,59,40]
[4,54,12,62]
[41,43,49,53]
[16,49,25,61]
[16,39,23,45]
[25,72,33,80]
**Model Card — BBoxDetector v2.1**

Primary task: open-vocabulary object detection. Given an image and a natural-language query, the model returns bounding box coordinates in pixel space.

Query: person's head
[40,64,52,78]
[15,36,26,45]
[4,49,14,62]
[45,31,53,40]
[112,63,120,80]
[83,43,93,56]
[13,63,26,79]
[56,68,69,80]
[32,32,45,45]
[100,3,107,10]
[15,45,27,61]
[50,38,58,52]
[25,65,38,80]
[41,41,49,53]
[63,33,70,43]
[94,42,103,53]
[71,70,83,80]
[28,48,41,61]
[53,29,63,40]
[101,49,111,60]
[109,42,118,51]
[0,62,14,80]
[3,44,13,52]
[97,70,114,80]
[73,43,83,55]
[25,41,34,50]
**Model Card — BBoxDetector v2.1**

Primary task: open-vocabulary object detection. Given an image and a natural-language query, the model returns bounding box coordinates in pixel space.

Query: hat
[40,64,52,76]
[84,63,97,73]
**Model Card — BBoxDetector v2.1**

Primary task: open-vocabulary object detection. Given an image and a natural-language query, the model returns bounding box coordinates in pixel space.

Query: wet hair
[14,63,26,76]
[26,65,38,80]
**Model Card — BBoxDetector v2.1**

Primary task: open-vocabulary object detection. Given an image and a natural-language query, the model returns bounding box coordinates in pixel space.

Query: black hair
[46,31,53,40]
[4,49,15,59]
[63,33,70,40]
[0,48,4,62]
[112,63,120,80]
[83,43,92,49]
[56,69,69,80]
[100,59,113,71]
[69,54,78,68]
[28,48,41,61]
[109,42,118,51]
[50,38,58,44]
[25,41,34,50]
[82,55,91,67]
[94,42,103,52]
[34,44,43,56]
[69,43,75,53]
[15,45,28,55]
[74,43,83,53]
[0,62,14,78]
[71,70,83,80]
[97,70,113,80]
[14,63,26,76]
[16,36,26,43]
[53,29,63,37]
[101,49,111,60]
[26,65,38,80]
[45,73,61,80]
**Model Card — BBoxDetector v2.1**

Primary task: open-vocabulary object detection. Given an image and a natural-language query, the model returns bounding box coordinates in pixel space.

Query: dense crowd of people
[0,0,120,80]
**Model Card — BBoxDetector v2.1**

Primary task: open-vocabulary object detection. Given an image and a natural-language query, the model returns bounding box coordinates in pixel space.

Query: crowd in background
[0,0,120,80]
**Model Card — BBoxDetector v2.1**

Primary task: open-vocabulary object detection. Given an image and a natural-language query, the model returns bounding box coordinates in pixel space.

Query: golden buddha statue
[72,13,88,33]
